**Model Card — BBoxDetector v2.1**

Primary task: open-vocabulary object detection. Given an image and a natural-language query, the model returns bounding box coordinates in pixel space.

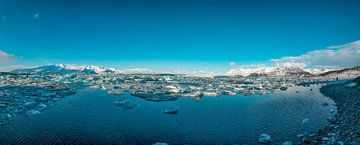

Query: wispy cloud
[225,64,275,76]
[229,62,236,66]
[271,56,307,68]
[271,40,360,68]
[0,50,16,63]
[227,40,360,76]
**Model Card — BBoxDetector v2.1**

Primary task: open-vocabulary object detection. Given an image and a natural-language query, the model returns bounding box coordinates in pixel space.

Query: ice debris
[258,133,271,144]
[164,106,179,114]
[114,99,138,110]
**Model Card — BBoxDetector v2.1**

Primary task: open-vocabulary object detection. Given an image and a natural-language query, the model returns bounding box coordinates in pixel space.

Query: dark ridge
[317,67,360,77]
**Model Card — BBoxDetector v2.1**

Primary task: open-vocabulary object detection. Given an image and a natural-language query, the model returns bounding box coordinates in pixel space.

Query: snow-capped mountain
[11,64,105,75]
[56,64,156,74]
[225,67,312,77]
[225,65,360,79]
[54,64,117,74]
[11,65,81,75]
[11,63,356,78]
[267,67,311,76]
[225,67,275,76]
[303,68,339,75]
[10,64,223,76]
[11,64,155,75]
[54,64,83,70]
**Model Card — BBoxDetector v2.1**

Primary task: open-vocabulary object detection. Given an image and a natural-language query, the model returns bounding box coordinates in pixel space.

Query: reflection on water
[0,85,335,144]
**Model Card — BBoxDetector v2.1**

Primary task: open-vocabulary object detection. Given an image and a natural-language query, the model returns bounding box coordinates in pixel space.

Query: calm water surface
[0,85,335,144]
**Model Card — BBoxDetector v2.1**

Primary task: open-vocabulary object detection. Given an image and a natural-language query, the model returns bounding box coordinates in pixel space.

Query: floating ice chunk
[23,101,36,108]
[346,82,357,87]
[0,103,7,108]
[330,109,335,113]
[302,119,310,124]
[37,103,48,111]
[258,133,271,143]
[321,102,329,107]
[38,97,48,102]
[114,99,137,110]
[88,85,100,90]
[152,143,168,145]
[283,141,293,145]
[329,109,336,117]
[123,102,137,110]
[132,92,178,102]
[145,96,177,102]
[280,86,288,91]
[202,91,220,96]
[107,89,124,95]
[164,106,179,114]
[114,99,130,107]
[42,92,56,97]
[27,110,41,115]
[38,103,47,108]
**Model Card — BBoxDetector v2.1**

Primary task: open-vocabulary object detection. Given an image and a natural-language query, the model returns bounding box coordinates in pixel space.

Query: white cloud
[225,64,275,76]
[0,65,32,72]
[0,50,16,63]
[271,56,307,68]
[229,62,236,66]
[271,40,360,68]
[34,13,40,19]
[226,40,360,76]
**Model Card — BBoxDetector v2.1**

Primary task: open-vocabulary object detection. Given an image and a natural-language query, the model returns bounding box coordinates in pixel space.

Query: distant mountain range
[11,64,155,75]
[11,65,81,75]
[9,64,360,78]
[9,64,221,77]
[225,67,312,77]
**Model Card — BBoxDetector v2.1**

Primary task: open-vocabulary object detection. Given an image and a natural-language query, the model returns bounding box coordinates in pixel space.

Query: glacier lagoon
[0,85,335,144]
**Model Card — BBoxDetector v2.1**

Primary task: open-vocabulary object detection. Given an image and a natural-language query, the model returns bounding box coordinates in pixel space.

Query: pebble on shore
[317,77,360,144]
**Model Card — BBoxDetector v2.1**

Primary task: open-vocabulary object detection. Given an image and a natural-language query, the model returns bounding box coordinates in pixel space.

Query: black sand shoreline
[316,78,360,144]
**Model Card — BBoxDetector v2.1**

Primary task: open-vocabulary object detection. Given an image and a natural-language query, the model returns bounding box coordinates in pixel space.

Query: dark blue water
[0,85,335,144]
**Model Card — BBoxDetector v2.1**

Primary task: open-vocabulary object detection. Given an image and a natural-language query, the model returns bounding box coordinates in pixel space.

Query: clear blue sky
[1,0,360,71]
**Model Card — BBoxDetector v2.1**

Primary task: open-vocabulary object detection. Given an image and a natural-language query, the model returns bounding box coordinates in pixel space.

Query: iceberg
[164,106,179,114]
[114,99,138,110]
[258,133,271,144]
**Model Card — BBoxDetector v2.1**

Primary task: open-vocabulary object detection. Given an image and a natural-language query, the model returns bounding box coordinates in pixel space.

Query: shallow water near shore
[0,85,335,144]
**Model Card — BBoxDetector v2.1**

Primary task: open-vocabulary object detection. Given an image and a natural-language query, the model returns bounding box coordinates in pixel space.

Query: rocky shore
[316,77,360,144]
